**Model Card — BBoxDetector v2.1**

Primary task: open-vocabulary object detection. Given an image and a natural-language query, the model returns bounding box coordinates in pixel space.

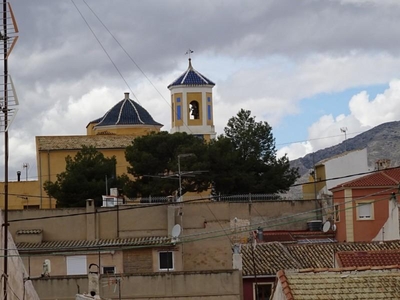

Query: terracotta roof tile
[16,236,170,252]
[242,240,400,276]
[16,229,42,235]
[286,241,400,269]
[36,135,135,151]
[332,167,400,189]
[275,267,400,299]
[337,250,400,267]
[241,242,301,276]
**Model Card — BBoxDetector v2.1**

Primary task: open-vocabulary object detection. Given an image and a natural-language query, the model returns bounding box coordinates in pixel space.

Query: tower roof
[168,58,215,89]
[91,92,163,128]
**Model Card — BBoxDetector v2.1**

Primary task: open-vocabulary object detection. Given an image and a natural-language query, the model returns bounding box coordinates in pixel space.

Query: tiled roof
[337,250,400,267]
[241,240,400,276]
[16,229,42,235]
[276,267,400,299]
[36,135,135,151]
[241,243,301,276]
[331,167,400,189]
[286,241,400,269]
[93,94,163,128]
[16,236,170,252]
[262,230,335,243]
[168,59,215,88]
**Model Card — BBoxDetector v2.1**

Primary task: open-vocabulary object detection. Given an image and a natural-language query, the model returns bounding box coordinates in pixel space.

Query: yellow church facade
[0,59,216,209]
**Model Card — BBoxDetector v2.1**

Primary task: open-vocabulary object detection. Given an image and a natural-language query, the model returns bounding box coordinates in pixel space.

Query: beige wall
[10,201,315,277]
[0,180,41,210]
[31,270,242,300]
[9,201,316,242]
[22,251,125,278]
[0,213,40,300]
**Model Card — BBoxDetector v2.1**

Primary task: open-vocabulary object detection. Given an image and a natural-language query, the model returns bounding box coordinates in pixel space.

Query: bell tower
[168,58,216,141]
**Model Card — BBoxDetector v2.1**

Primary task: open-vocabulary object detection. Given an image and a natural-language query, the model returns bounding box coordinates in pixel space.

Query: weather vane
[185,49,194,58]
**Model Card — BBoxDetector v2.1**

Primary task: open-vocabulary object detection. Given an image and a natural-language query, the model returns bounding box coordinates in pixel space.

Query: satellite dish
[172,224,181,238]
[331,224,337,232]
[322,221,331,233]
[171,224,181,244]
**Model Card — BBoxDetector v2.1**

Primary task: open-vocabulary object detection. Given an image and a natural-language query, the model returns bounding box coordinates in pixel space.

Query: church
[1,58,216,209]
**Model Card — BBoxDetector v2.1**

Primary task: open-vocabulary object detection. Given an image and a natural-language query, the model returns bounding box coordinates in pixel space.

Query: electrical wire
[5,187,395,257]
[6,188,396,259]
[5,165,400,203]
[70,0,139,102]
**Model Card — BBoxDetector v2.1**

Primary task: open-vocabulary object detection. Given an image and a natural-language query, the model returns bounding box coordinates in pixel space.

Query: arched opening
[189,101,199,119]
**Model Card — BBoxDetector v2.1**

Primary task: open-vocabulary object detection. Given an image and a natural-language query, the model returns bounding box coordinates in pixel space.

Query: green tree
[44,146,120,207]
[209,109,299,195]
[125,132,210,198]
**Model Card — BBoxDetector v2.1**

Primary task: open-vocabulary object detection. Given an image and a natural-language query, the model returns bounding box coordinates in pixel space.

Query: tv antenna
[22,162,29,181]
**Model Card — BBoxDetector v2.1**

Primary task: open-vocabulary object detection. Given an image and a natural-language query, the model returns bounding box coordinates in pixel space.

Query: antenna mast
[1,2,19,299]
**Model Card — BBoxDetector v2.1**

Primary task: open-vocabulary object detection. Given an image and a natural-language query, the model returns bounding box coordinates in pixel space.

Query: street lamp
[177,153,195,201]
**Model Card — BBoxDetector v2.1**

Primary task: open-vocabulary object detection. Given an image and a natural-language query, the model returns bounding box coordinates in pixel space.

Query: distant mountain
[290,121,400,177]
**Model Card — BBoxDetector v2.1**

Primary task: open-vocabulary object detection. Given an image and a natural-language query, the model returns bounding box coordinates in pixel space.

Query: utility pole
[2,1,8,298]
[177,153,195,201]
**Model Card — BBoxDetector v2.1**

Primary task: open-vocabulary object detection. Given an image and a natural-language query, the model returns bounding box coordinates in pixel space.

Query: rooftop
[336,250,400,267]
[168,58,215,89]
[92,92,163,129]
[241,240,400,276]
[36,135,135,151]
[16,236,170,253]
[276,267,400,299]
[331,167,400,189]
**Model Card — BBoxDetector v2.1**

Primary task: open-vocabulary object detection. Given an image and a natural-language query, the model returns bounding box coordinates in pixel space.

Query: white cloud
[280,79,400,159]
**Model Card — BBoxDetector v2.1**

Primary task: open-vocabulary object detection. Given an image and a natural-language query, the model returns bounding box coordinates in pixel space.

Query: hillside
[290,120,400,177]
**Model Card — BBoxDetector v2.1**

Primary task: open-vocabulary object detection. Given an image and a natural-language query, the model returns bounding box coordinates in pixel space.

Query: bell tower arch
[168,58,216,141]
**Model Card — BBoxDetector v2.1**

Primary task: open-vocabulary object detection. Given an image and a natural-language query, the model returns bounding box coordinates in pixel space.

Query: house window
[102,266,115,274]
[253,283,273,300]
[357,202,373,220]
[334,204,340,222]
[66,255,87,275]
[23,205,40,210]
[159,251,173,271]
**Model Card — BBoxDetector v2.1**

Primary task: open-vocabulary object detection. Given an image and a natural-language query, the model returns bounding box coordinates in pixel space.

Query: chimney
[17,171,21,182]
[124,92,129,100]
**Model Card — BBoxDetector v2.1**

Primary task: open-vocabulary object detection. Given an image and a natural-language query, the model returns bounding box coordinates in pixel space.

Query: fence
[132,192,309,204]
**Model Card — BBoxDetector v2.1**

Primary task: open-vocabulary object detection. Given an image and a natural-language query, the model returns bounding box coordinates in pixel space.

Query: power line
[70,0,139,102]
[5,187,396,258]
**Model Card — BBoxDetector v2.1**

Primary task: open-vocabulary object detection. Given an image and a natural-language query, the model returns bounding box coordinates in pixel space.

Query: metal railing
[132,193,312,204]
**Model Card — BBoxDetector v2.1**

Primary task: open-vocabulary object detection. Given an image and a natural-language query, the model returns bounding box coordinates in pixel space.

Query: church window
[177,105,181,120]
[190,101,200,119]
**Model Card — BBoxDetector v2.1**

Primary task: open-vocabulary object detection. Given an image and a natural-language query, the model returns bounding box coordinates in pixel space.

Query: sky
[2,0,400,181]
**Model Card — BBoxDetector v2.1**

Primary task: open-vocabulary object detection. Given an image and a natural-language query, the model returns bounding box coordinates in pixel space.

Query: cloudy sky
[2,0,400,180]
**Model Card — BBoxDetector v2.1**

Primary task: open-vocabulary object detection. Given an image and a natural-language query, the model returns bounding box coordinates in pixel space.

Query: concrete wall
[32,270,242,300]
[9,201,316,241]
[0,212,40,300]
[10,201,315,275]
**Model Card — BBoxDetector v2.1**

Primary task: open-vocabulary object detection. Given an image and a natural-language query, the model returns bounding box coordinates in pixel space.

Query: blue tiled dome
[168,59,215,89]
[93,93,163,128]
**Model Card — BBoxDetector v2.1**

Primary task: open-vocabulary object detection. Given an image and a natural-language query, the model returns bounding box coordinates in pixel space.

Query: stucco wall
[10,201,315,276]
[0,212,40,300]
[32,270,242,300]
